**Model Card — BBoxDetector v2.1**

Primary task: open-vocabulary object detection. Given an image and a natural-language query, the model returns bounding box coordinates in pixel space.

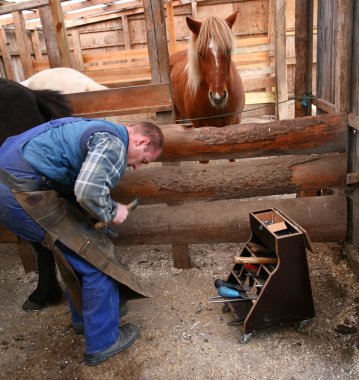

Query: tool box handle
[272,207,313,252]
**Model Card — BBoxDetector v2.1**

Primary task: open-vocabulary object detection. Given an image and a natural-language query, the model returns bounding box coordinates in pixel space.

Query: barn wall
[0,0,318,113]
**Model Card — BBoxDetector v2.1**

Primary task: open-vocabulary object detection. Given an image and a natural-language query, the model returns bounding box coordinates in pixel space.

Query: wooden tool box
[226,208,315,343]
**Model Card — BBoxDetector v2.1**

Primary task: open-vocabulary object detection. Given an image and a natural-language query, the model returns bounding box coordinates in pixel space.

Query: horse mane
[186,16,235,95]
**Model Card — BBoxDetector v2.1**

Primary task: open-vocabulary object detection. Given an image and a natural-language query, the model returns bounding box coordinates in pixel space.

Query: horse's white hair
[21,67,108,94]
[186,16,235,96]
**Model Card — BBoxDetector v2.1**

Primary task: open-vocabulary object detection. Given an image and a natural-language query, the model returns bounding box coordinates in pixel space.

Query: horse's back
[23,67,107,93]
[0,79,44,141]
[0,78,72,145]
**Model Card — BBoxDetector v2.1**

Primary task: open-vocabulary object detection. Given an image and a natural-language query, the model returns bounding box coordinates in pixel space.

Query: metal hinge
[346,172,359,185]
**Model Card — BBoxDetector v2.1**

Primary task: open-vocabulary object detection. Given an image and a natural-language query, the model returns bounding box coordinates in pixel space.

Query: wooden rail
[0,113,348,247]
[67,83,172,117]
[114,195,346,245]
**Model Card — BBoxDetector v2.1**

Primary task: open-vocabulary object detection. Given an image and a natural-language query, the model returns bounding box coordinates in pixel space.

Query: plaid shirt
[74,132,127,223]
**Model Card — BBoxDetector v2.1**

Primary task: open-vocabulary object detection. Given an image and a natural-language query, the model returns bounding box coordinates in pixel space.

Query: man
[0,116,164,366]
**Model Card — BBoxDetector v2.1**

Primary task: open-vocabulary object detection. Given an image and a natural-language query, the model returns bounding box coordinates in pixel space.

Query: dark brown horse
[0,78,73,311]
[170,12,245,128]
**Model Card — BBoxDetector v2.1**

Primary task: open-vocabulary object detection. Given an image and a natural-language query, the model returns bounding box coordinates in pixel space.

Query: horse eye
[198,52,203,58]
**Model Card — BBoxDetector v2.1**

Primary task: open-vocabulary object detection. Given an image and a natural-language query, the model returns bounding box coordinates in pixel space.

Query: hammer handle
[126,198,139,210]
[233,256,278,265]
[95,198,139,229]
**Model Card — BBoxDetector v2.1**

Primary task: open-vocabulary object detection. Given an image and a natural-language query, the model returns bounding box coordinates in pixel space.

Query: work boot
[73,302,128,335]
[84,323,140,366]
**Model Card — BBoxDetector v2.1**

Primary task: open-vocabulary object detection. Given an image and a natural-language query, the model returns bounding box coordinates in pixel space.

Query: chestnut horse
[170,12,245,128]
[0,78,73,311]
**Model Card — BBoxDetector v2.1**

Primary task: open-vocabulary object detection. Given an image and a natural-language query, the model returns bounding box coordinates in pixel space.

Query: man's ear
[137,136,150,146]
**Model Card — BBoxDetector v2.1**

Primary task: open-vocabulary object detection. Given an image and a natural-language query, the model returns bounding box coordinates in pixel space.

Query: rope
[175,94,317,124]
[109,94,317,124]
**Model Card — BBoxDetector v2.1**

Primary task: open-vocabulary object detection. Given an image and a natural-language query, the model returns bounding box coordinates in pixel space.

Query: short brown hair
[131,121,164,152]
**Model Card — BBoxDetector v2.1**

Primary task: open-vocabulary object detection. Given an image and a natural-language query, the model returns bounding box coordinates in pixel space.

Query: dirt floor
[0,240,359,380]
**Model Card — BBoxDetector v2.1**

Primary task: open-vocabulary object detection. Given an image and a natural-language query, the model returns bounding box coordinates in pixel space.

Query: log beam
[114,195,346,245]
[159,113,347,161]
[113,153,346,204]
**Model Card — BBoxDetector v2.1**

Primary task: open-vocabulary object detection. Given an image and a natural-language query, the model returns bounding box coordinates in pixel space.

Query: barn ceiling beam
[0,0,49,15]
[0,0,191,28]
[61,1,143,21]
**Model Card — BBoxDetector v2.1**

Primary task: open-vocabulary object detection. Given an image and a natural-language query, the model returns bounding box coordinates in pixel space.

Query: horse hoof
[22,299,46,312]
[23,290,65,312]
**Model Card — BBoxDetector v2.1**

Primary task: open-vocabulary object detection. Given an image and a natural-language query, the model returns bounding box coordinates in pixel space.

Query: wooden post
[334,0,351,113]
[39,5,62,67]
[275,0,288,120]
[344,0,357,268]
[294,0,313,118]
[268,0,276,92]
[306,0,314,111]
[334,0,357,347]
[71,30,84,71]
[48,0,71,67]
[31,29,43,60]
[143,0,186,268]
[12,11,33,78]
[166,0,176,54]
[143,0,173,84]
[0,27,16,80]
[142,0,175,121]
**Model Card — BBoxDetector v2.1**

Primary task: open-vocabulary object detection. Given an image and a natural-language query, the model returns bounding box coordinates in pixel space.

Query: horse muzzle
[209,90,228,107]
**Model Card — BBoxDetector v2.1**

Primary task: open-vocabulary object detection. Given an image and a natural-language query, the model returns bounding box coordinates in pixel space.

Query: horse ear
[186,17,202,36]
[225,11,239,29]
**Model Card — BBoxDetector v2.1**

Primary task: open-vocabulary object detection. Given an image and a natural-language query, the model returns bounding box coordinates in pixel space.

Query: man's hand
[112,203,129,224]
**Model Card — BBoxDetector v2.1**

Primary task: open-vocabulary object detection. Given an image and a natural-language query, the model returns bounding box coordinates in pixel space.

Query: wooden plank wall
[0,0,318,118]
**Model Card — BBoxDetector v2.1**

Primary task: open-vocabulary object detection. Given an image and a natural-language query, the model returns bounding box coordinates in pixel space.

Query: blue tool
[218,286,245,298]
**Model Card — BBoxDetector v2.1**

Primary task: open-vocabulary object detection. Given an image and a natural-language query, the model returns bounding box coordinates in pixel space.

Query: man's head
[126,121,164,169]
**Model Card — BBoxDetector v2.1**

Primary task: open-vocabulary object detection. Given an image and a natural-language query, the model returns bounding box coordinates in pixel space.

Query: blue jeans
[0,185,120,354]
[59,244,119,354]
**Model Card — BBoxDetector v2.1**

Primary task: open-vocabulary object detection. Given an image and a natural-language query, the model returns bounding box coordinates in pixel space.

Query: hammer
[95,198,139,230]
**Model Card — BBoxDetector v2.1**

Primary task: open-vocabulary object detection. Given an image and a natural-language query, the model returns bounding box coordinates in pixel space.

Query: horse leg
[22,242,64,312]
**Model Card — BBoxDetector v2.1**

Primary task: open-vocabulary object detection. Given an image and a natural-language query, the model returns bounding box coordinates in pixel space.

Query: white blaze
[209,38,220,99]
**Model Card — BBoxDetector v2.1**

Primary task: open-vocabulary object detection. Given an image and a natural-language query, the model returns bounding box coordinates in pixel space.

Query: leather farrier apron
[0,117,151,314]
[12,188,152,313]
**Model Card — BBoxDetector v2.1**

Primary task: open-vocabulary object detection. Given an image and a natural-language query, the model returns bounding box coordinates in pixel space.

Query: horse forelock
[197,17,234,54]
[186,17,235,95]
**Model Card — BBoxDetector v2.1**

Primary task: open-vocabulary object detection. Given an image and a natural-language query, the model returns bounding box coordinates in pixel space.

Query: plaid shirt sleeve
[74,132,127,223]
